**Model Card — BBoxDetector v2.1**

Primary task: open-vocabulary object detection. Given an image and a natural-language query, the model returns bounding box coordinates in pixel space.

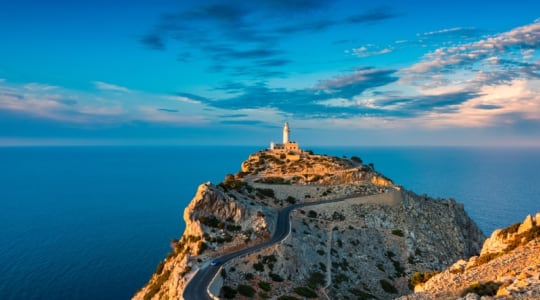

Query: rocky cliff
[133,149,485,300]
[401,213,540,300]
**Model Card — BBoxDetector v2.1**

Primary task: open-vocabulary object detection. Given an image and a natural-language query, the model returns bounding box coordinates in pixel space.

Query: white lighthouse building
[283,122,290,144]
[270,122,299,152]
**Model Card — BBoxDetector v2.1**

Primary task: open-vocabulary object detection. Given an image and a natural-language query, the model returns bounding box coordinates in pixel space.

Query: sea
[0,146,538,300]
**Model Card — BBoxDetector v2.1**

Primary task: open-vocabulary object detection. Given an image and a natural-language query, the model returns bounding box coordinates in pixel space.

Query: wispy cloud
[345,8,399,24]
[183,67,401,119]
[419,27,478,37]
[24,83,58,91]
[140,1,399,80]
[93,81,131,93]
[165,95,202,104]
[347,45,394,58]
[406,21,540,74]
[0,80,215,126]
[157,108,179,113]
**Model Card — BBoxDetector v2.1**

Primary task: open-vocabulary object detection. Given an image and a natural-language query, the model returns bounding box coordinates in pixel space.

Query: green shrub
[380,279,398,294]
[253,262,264,272]
[222,286,237,299]
[218,174,248,192]
[349,288,378,300]
[316,249,325,256]
[197,241,208,255]
[277,296,299,300]
[269,272,284,282]
[409,271,440,288]
[237,284,256,297]
[307,271,326,289]
[332,211,346,221]
[262,255,277,264]
[307,210,317,218]
[198,215,222,228]
[392,260,405,277]
[258,281,271,291]
[226,224,241,231]
[256,188,275,198]
[351,156,363,164]
[460,281,501,297]
[285,196,297,204]
[245,273,254,280]
[334,273,348,285]
[294,287,318,298]
[391,229,404,237]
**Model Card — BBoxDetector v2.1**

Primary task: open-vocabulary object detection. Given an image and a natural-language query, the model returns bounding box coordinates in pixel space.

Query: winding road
[182,193,374,300]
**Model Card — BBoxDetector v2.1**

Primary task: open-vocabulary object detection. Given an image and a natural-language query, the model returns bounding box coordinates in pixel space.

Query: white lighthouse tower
[283,122,290,144]
[269,122,299,152]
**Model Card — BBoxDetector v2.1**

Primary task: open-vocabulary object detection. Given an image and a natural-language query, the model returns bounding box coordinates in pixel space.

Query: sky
[0,0,539,146]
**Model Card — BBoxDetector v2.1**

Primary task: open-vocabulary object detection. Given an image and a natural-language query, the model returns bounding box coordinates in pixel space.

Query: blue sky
[1,0,539,146]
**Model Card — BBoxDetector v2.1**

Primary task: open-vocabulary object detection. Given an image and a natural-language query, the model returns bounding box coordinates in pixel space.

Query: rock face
[133,149,485,300]
[133,181,277,300]
[221,190,483,300]
[401,213,540,300]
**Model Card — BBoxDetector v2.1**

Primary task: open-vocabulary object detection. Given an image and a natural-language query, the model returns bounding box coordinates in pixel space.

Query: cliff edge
[133,149,484,300]
[401,213,540,300]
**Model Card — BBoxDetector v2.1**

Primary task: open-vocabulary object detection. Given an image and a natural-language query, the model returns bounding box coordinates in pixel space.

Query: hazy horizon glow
[1,1,539,146]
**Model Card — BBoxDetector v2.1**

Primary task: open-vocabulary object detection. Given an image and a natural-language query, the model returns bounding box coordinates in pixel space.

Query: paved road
[182,193,372,300]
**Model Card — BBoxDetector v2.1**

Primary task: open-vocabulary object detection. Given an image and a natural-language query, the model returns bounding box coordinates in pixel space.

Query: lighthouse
[270,122,299,152]
[283,122,290,144]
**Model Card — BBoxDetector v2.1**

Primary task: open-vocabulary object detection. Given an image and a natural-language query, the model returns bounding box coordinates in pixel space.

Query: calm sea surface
[0,146,538,299]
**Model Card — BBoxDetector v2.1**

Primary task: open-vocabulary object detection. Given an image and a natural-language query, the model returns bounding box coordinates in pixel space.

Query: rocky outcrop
[133,181,276,300]
[401,213,540,300]
[134,149,485,300]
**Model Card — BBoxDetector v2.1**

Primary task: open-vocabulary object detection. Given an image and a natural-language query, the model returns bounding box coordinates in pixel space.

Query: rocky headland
[133,149,537,300]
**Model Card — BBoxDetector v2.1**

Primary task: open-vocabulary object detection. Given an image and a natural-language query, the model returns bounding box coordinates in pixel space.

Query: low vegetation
[294,286,318,298]
[222,286,237,299]
[379,279,398,294]
[409,271,440,288]
[306,271,326,289]
[256,188,275,198]
[349,288,378,300]
[391,229,404,237]
[237,284,256,297]
[258,281,271,292]
[277,296,299,300]
[218,174,250,193]
[269,272,284,282]
[460,281,501,297]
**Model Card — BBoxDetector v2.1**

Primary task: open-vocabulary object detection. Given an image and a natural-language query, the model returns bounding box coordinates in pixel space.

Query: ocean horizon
[1,145,539,300]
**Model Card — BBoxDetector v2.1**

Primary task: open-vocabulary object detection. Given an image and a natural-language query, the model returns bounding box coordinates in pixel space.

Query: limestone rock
[480,229,507,256]
[402,212,540,300]
[518,214,535,234]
